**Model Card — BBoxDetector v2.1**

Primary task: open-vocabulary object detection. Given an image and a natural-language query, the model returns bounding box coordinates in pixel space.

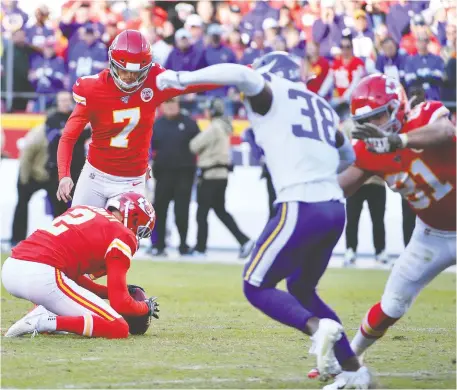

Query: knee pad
[381,291,412,319]
[107,318,129,339]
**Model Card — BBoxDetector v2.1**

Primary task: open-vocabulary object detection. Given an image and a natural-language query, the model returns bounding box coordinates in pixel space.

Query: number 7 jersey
[58,66,212,179]
[354,101,456,231]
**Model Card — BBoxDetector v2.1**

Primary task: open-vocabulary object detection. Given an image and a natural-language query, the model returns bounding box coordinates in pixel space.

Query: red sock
[361,302,399,339]
[57,315,128,339]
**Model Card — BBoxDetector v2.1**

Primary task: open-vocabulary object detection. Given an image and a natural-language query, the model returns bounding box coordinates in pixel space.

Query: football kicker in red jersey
[56,29,215,208]
[2,192,160,339]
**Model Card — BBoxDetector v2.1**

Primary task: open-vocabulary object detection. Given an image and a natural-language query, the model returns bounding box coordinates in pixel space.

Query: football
[124,287,151,335]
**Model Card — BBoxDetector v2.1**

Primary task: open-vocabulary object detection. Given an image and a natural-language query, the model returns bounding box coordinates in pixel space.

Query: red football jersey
[13,205,137,280]
[58,65,213,179]
[12,205,148,316]
[331,56,365,98]
[354,101,456,231]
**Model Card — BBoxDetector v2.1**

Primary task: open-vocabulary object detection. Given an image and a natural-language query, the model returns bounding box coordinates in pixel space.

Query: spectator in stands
[298,0,320,42]
[442,54,456,105]
[168,2,195,31]
[68,25,108,89]
[59,1,104,60]
[271,35,287,52]
[25,5,53,57]
[165,28,206,72]
[196,0,216,28]
[240,30,271,65]
[190,98,254,258]
[404,32,444,101]
[386,0,428,43]
[303,41,332,100]
[373,23,389,55]
[1,0,29,40]
[342,120,388,266]
[262,18,280,48]
[240,0,279,38]
[151,97,200,256]
[227,4,243,30]
[203,23,238,109]
[330,35,365,120]
[278,5,296,30]
[45,90,90,217]
[365,0,388,29]
[400,14,441,56]
[352,10,375,61]
[185,14,205,51]
[29,37,65,112]
[11,123,50,246]
[441,22,457,64]
[312,0,346,58]
[126,0,167,35]
[1,29,35,112]
[147,26,172,67]
[284,28,306,57]
[227,27,245,62]
[101,20,119,48]
[375,37,408,86]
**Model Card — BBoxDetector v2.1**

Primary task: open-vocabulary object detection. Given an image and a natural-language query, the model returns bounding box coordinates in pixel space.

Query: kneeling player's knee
[381,292,412,319]
[243,281,261,304]
[107,318,129,339]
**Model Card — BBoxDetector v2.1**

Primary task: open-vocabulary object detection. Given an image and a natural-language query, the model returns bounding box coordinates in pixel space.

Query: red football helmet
[106,192,156,240]
[350,74,408,133]
[108,30,153,93]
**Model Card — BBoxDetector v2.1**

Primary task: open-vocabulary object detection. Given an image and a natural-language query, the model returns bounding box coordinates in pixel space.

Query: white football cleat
[309,319,344,381]
[375,250,389,265]
[343,249,356,267]
[323,366,373,390]
[5,305,49,337]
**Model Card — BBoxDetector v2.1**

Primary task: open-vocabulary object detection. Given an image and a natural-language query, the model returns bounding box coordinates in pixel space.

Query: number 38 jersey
[355,101,456,231]
[245,73,343,203]
[12,206,138,281]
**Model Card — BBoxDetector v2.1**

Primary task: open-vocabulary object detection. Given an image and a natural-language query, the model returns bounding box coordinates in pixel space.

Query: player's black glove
[145,296,160,319]
[353,123,406,153]
[128,284,145,295]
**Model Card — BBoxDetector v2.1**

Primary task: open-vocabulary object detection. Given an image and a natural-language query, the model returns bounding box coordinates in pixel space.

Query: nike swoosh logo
[132,182,142,186]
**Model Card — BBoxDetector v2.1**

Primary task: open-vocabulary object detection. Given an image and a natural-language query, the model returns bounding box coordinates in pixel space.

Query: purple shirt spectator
[312,14,346,59]
[1,2,28,38]
[68,36,107,89]
[30,54,66,106]
[405,53,444,101]
[240,47,271,65]
[386,1,429,43]
[165,28,207,72]
[240,2,279,38]
[376,53,408,84]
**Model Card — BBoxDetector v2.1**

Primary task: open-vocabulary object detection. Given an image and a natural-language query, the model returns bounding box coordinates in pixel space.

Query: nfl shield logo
[121,96,130,104]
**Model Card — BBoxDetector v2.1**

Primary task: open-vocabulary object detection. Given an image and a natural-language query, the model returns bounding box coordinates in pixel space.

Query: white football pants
[72,161,147,208]
[381,218,456,318]
[1,257,120,322]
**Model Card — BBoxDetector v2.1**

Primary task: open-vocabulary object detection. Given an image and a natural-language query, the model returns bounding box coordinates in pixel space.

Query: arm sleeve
[177,64,265,97]
[57,103,90,180]
[335,130,355,173]
[105,238,149,317]
[76,275,108,299]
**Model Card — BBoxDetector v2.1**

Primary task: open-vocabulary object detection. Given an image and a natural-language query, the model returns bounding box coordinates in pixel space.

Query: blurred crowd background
[1,0,456,116]
[1,0,456,260]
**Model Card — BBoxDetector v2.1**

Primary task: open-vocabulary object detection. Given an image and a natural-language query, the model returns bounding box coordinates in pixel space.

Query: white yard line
[63,370,457,389]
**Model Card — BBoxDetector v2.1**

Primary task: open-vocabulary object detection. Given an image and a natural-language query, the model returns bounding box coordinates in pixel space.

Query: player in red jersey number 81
[315,74,456,388]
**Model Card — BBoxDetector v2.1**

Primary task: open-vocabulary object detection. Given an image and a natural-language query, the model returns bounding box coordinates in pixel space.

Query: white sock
[350,328,379,356]
[37,315,57,333]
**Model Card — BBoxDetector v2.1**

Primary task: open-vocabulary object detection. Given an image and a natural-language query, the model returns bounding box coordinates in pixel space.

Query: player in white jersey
[156,52,371,386]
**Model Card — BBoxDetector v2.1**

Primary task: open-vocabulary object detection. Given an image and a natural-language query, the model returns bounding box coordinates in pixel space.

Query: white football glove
[156,70,186,91]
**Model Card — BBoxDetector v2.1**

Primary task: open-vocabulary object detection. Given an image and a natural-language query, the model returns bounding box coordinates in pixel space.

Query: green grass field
[1,253,455,389]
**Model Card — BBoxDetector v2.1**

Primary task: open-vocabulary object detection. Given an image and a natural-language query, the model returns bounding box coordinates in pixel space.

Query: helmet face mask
[350,74,407,134]
[106,193,156,241]
[108,30,153,94]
